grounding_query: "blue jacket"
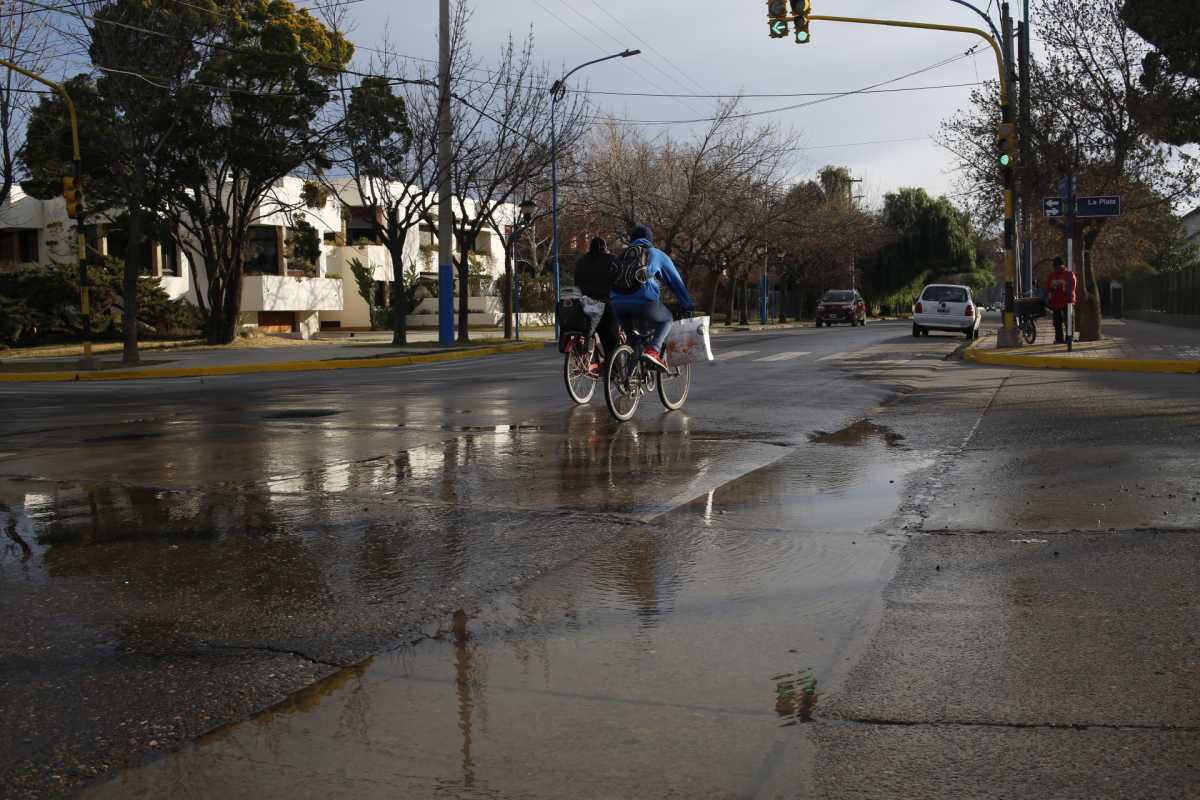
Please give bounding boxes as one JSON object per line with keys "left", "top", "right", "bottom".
{"left": 609, "top": 239, "right": 693, "bottom": 308}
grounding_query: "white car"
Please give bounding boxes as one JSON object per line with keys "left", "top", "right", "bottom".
{"left": 912, "top": 284, "right": 982, "bottom": 339}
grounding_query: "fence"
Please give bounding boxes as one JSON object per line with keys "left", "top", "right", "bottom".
{"left": 1123, "top": 263, "right": 1200, "bottom": 317}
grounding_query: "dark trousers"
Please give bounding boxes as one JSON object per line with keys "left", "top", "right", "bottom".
{"left": 614, "top": 300, "right": 673, "bottom": 352}
{"left": 1052, "top": 307, "right": 1067, "bottom": 342}
{"left": 595, "top": 303, "right": 620, "bottom": 360}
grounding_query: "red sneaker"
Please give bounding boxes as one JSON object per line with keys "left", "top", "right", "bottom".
{"left": 587, "top": 360, "right": 601, "bottom": 378}
{"left": 641, "top": 347, "right": 668, "bottom": 371}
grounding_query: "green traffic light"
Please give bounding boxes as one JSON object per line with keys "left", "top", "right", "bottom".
{"left": 795, "top": 30, "right": 810, "bottom": 43}
{"left": 998, "top": 153, "right": 1012, "bottom": 167}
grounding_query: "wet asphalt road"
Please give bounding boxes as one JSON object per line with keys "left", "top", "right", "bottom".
{"left": 3, "top": 318, "right": 1199, "bottom": 798}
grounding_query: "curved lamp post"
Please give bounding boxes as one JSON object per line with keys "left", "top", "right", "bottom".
{"left": 548, "top": 49, "right": 640, "bottom": 338}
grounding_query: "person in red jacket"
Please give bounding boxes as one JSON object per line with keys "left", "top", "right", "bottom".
{"left": 1045, "top": 256, "right": 1077, "bottom": 344}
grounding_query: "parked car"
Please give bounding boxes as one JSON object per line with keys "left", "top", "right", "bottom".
{"left": 912, "top": 283, "right": 982, "bottom": 339}
{"left": 815, "top": 289, "right": 867, "bottom": 327}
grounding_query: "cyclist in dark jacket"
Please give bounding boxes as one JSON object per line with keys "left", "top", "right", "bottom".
{"left": 573, "top": 236, "right": 620, "bottom": 372}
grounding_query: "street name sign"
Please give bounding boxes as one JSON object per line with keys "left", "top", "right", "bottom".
{"left": 1043, "top": 197, "right": 1064, "bottom": 217}
{"left": 1075, "top": 195, "right": 1122, "bottom": 218}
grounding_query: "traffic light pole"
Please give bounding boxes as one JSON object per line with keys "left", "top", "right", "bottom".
{"left": 0, "top": 60, "right": 95, "bottom": 368}
{"left": 806, "top": 13, "right": 1022, "bottom": 347}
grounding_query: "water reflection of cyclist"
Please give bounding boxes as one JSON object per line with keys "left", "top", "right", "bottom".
{"left": 574, "top": 236, "right": 621, "bottom": 375}
{"left": 610, "top": 224, "right": 693, "bottom": 372}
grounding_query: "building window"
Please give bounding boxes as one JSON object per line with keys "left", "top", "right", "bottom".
{"left": 346, "top": 206, "right": 379, "bottom": 244}
{"left": 243, "top": 225, "right": 280, "bottom": 275}
{"left": 104, "top": 225, "right": 155, "bottom": 275}
{"left": 473, "top": 230, "right": 493, "bottom": 254}
{"left": 161, "top": 243, "right": 181, "bottom": 277}
{"left": 419, "top": 223, "right": 437, "bottom": 249}
{"left": 18, "top": 230, "right": 38, "bottom": 263}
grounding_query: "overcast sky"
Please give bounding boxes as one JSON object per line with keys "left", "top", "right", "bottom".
{"left": 352, "top": 1, "right": 1024, "bottom": 208}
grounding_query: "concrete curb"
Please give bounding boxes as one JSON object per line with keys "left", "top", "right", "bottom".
{"left": 0, "top": 342, "right": 545, "bottom": 383}
{"left": 964, "top": 338, "right": 1200, "bottom": 374}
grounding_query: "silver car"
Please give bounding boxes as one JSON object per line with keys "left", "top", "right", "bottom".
{"left": 912, "top": 284, "right": 982, "bottom": 339}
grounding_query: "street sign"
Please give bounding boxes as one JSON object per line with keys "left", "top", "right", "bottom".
{"left": 1043, "top": 197, "right": 1063, "bottom": 217}
{"left": 1075, "top": 195, "right": 1121, "bottom": 218}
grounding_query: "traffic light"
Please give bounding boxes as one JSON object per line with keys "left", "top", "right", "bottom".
{"left": 790, "top": 0, "right": 811, "bottom": 43}
{"left": 996, "top": 122, "right": 1015, "bottom": 168}
{"left": 63, "top": 176, "right": 81, "bottom": 219}
{"left": 767, "top": 0, "right": 788, "bottom": 38}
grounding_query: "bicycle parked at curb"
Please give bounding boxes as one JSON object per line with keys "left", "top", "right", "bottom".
{"left": 1014, "top": 296, "right": 1046, "bottom": 345}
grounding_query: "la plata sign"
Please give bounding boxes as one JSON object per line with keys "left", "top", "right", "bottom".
{"left": 1076, "top": 195, "right": 1121, "bottom": 218}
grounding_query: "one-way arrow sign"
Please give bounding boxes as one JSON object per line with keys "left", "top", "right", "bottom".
{"left": 1043, "top": 197, "right": 1063, "bottom": 217}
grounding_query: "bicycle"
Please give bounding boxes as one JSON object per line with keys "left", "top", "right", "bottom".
{"left": 562, "top": 329, "right": 605, "bottom": 405}
{"left": 1014, "top": 296, "right": 1045, "bottom": 345}
{"left": 603, "top": 312, "right": 692, "bottom": 422}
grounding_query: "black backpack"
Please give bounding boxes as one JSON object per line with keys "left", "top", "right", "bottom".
{"left": 612, "top": 244, "right": 650, "bottom": 294}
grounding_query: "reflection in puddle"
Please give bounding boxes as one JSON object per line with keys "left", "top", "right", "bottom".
{"left": 773, "top": 668, "right": 818, "bottom": 726}
{"left": 811, "top": 418, "right": 905, "bottom": 448}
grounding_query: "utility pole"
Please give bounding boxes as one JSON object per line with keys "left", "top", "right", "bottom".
{"left": 847, "top": 176, "right": 862, "bottom": 289}
{"left": 995, "top": 2, "right": 1021, "bottom": 346}
{"left": 436, "top": 0, "right": 454, "bottom": 346}
{"left": 1018, "top": 1, "right": 1033, "bottom": 298}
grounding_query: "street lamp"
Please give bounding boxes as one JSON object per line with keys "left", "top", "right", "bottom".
{"left": 549, "top": 48, "right": 640, "bottom": 338}
{"left": 507, "top": 197, "right": 539, "bottom": 342}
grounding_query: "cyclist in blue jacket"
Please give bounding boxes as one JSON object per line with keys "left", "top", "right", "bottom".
{"left": 609, "top": 224, "right": 693, "bottom": 371}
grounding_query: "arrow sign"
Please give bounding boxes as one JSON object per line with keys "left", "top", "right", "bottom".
{"left": 770, "top": 19, "right": 787, "bottom": 36}
{"left": 1076, "top": 195, "right": 1121, "bottom": 218}
{"left": 1043, "top": 197, "right": 1063, "bottom": 217}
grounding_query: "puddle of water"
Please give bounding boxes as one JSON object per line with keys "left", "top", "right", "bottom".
{"left": 263, "top": 409, "right": 341, "bottom": 420}
{"left": 82, "top": 439, "right": 924, "bottom": 800}
{"left": 810, "top": 418, "right": 905, "bottom": 448}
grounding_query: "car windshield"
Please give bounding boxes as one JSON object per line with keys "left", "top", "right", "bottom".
{"left": 822, "top": 291, "right": 855, "bottom": 302}
{"left": 921, "top": 286, "right": 968, "bottom": 303}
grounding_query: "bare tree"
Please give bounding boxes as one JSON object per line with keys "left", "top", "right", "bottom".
{"left": 0, "top": 2, "right": 50, "bottom": 209}
{"left": 447, "top": 30, "right": 589, "bottom": 342}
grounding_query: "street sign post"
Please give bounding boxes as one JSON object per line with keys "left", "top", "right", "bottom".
{"left": 1075, "top": 195, "right": 1121, "bottom": 218}
{"left": 1043, "top": 197, "right": 1063, "bottom": 217}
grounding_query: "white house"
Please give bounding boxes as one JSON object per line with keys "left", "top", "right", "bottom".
{"left": 0, "top": 175, "right": 517, "bottom": 337}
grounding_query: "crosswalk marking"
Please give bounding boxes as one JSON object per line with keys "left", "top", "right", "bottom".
{"left": 715, "top": 350, "right": 757, "bottom": 361}
{"left": 754, "top": 351, "right": 811, "bottom": 362}
{"left": 817, "top": 352, "right": 848, "bottom": 361}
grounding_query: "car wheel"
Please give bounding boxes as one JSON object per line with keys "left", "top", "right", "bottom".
{"left": 921, "top": 328, "right": 930, "bottom": 337}
{"left": 912, "top": 324, "right": 921, "bottom": 338}
{"left": 815, "top": 320, "right": 822, "bottom": 328}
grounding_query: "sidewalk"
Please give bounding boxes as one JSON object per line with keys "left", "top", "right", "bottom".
{"left": 966, "top": 317, "right": 1200, "bottom": 374}
{"left": 0, "top": 331, "right": 553, "bottom": 383}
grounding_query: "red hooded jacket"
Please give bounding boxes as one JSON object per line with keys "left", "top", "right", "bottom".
{"left": 1045, "top": 266, "right": 1077, "bottom": 311}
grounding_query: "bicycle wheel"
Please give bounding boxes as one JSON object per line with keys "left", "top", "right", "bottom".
{"left": 657, "top": 362, "right": 691, "bottom": 410}
{"left": 1020, "top": 317, "right": 1037, "bottom": 345}
{"left": 604, "top": 345, "right": 641, "bottom": 422}
{"left": 563, "top": 340, "right": 596, "bottom": 405}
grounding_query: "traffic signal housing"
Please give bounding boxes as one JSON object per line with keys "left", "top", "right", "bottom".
{"left": 790, "top": 0, "right": 811, "bottom": 43}
{"left": 767, "top": 0, "right": 788, "bottom": 38}
{"left": 63, "top": 176, "right": 81, "bottom": 219}
{"left": 996, "top": 122, "right": 1015, "bottom": 169}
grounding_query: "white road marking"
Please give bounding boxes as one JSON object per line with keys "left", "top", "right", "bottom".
{"left": 714, "top": 350, "right": 757, "bottom": 361}
{"left": 754, "top": 351, "right": 811, "bottom": 362}
{"left": 817, "top": 352, "right": 849, "bottom": 361}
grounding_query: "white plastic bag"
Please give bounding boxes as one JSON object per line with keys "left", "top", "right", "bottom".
{"left": 663, "top": 315, "right": 713, "bottom": 366}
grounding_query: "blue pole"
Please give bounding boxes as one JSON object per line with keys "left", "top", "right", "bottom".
{"left": 438, "top": 263, "right": 454, "bottom": 344}
{"left": 550, "top": 96, "right": 560, "bottom": 342}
